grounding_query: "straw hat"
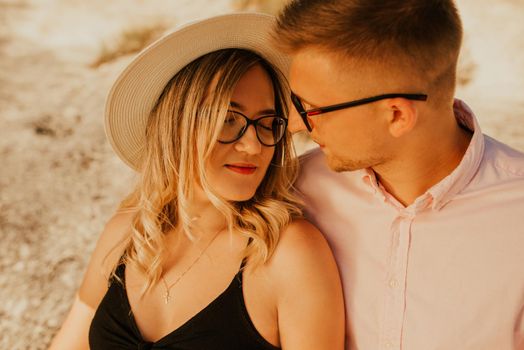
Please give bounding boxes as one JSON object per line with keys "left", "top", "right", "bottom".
{"left": 104, "top": 13, "right": 290, "bottom": 171}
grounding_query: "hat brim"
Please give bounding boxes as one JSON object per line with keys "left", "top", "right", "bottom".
{"left": 105, "top": 13, "right": 289, "bottom": 171}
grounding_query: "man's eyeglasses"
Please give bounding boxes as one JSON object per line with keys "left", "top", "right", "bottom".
{"left": 291, "top": 92, "right": 428, "bottom": 132}
{"left": 218, "top": 110, "right": 288, "bottom": 147}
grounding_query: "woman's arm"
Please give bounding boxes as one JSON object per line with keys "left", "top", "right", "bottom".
{"left": 270, "top": 219, "right": 345, "bottom": 350}
{"left": 48, "top": 295, "right": 94, "bottom": 350}
{"left": 48, "top": 211, "right": 133, "bottom": 350}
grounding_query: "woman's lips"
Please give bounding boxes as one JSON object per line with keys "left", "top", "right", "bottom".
{"left": 225, "top": 164, "right": 257, "bottom": 175}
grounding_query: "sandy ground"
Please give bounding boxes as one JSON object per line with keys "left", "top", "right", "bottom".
{"left": 0, "top": 1, "right": 523, "bottom": 349}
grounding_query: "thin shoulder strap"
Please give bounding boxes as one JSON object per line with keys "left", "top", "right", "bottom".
{"left": 240, "top": 237, "right": 253, "bottom": 269}
{"left": 236, "top": 237, "right": 253, "bottom": 283}
{"left": 108, "top": 256, "right": 126, "bottom": 288}
{"left": 115, "top": 261, "right": 126, "bottom": 279}
{"left": 239, "top": 258, "right": 248, "bottom": 270}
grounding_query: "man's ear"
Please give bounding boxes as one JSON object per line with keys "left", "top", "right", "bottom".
{"left": 385, "top": 98, "right": 419, "bottom": 138}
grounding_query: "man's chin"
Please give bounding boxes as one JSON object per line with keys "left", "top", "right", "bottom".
{"left": 326, "top": 154, "right": 367, "bottom": 173}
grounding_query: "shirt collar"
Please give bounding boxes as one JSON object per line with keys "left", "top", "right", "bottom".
{"left": 360, "top": 99, "right": 485, "bottom": 212}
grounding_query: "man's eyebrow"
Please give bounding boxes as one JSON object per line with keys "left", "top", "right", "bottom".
{"left": 229, "top": 101, "right": 276, "bottom": 115}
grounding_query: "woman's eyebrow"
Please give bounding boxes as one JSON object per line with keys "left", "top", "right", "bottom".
{"left": 229, "top": 101, "right": 276, "bottom": 115}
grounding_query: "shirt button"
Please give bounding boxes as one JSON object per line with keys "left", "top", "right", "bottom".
{"left": 385, "top": 341, "right": 393, "bottom": 348}
{"left": 389, "top": 278, "right": 399, "bottom": 288}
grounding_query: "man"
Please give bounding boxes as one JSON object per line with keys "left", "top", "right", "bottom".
{"left": 273, "top": 1, "right": 524, "bottom": 349}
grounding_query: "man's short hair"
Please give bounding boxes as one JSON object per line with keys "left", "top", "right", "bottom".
{"left": 275, "top": 0, "right": 463, "bottom": 95}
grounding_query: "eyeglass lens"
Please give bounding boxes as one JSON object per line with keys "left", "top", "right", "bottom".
{"left": 218, "top": 111, "right": 287, "bottom": 146}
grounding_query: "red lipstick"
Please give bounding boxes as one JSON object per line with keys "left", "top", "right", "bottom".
{"left": 225, "top": 163, "right": 257, "bottom": 175}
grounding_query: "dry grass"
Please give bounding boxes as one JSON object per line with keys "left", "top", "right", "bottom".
{"left": 91, "top": 23, "right": 166, "bottom": 68}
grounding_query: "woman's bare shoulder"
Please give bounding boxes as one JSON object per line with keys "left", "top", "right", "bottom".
{"left": 77, "top": 208, "right": 136, "bottom": 308}
{"left": 263, "top": 219, "right": 345, "bottom": 349}
{"left": 96, "top": 209, "right": 136, "bottom": 267}
{"left": 266, "top": 219, "right": 339, "bottom": 284}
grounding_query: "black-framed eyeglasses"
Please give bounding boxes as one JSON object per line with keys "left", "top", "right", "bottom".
{"left": 291, "top": 92, "right": 428, "bottom": 132}
{"left": 218, "top": 110, "right": 288, "bottom": 147}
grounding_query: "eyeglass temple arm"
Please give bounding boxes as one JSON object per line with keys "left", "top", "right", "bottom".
{"left": 306, "top": 93, "right": 428, "bottom": 116}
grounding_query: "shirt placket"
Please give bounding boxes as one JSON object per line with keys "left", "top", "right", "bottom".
{"left": 379, "top": 212, "right": 414, "bottom": 350}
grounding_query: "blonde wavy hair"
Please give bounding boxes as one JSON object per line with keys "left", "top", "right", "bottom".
{"left": 113, "top": 49, "right": 302, "bottom": 295}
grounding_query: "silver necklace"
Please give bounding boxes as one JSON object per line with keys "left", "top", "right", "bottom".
{"left": 160, "top": 230, "right": 222, "bottom": 304}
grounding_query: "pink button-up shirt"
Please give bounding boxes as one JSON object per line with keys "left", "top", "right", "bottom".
{"left": 296, "top": 100, "right": 524, "bottom": 350}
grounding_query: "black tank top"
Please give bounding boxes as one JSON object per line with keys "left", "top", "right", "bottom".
{"left": 89, "top": 261, "right": 280, "bottom": 350}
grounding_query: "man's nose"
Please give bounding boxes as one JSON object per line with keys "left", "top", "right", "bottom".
{"left": 287, "top": 107, "right": 308, "bottom": 134}
{"left": 234, "top": 125, "right": 262, "bottom": 154}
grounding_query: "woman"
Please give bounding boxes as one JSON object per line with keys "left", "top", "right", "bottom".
{"left": 49, "top": 13, "right": 344, "bottom": 350}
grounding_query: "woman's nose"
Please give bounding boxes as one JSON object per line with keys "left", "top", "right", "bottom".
{"left": 234, "top": 125, "right": 262, "bottom": 154}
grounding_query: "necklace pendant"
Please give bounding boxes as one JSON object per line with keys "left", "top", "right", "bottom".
{"left": 164, "top": 291, "right": 171, "bottom": 304}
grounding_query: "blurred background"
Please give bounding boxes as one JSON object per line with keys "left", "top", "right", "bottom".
{"left": 0, "top": 0, "right": 523, "bottom": 348}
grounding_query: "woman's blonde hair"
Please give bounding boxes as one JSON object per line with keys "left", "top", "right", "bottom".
{"left": 114, "top": 49, "right": 302, "bottom": 295}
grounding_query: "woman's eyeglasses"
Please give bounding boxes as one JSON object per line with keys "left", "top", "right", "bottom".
{"left": 291, "top": 92, "right": 428, "bottom": 132}
{"left": 218, "top": 110, "right": 288, "bottom": 147}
